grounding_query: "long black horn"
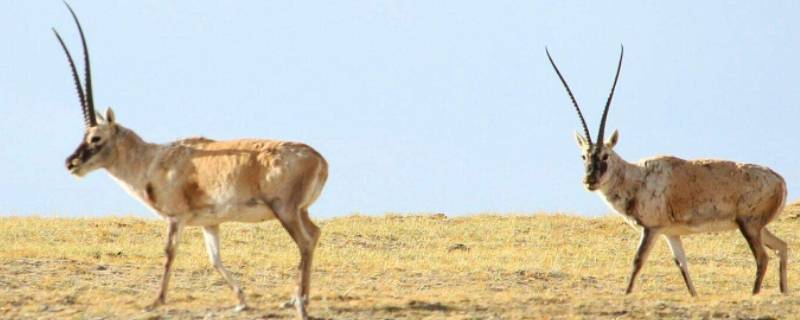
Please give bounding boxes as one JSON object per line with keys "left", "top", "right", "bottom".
{"left": 53, "top": 28, "right": 89, "bottom": 126}
{"left": 596, "top": 45, "right": 623, "bottom": 147}
{"left": 64, "top": 1, "right": 97, "bottom": 127}
{"left": 546, "top": 47, "right": 593, "bottom": 145}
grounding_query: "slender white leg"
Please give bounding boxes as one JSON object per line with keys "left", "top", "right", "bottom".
{"left": 664, "top": 235, "right": 697, "bottom": 296}
{"left": 202, "top": 225, "right": 247, "bottom": 311}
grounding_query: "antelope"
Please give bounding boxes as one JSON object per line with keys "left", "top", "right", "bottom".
{"left": 546, "top": 46, "right": 788, "bottom": 296}
{"left": 53, "top": 4, "right": 328, "bottom": 319}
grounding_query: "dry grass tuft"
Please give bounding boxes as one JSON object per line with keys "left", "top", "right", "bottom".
{"left": 2, "top": 206, "right": 800, "bottom": 319}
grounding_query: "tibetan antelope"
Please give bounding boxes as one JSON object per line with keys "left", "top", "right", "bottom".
{"left": 54, "top": 4, "right": 328, "bottom": 318}
{"left": 546, "top": 46, "right": 788, "bottom": 295}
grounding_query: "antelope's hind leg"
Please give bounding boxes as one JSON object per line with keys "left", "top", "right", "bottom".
{"left": 736, "top": 219, "right": 770, "bottom": 294}
{"left": 761, "top": 228, "right": 788, "bottom": 293}
{"left": 664, "top": 235, "right": 697, "bottom": 296}
{"left": 297, "top": 209, "right": 321, "bottom": 301}
{"left": 270, "top": 200, "right": 321, "bottom": 320}
{"left": 202, "top": 225, "right": 248, "bottom": 311}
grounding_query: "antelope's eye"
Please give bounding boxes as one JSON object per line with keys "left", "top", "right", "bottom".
{"left": 90, "top": 136, "right": 101, "bottom": 143}
{"left": 601, "top": 154, "right": 609, "bottom": 161}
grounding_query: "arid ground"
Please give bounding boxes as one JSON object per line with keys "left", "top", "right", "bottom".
{"left": 3, "top": 204, "right": 800, "bottom": 319}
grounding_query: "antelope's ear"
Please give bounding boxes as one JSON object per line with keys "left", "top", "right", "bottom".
{"left": 95, "top": 111, "right": 105, "bottom": 123}
{"left": 605, "top": 129, "right": 619, "bottom": 148}
{"left": 575, "top": 131, "right": 589, "bottom": 148}
{"left": 105, "top": 108, "right": 116, "bottom": 124}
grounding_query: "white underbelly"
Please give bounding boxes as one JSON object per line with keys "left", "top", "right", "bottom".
{"left": 662, "top": 220, "right": 738, "bottom": 236}
{"left": 185, "top": 204, "right": 277, "bottom": 226}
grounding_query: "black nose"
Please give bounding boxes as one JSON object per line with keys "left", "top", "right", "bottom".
{"left": 66, "top": 156, "right": 78, "bottom": 170}
{"left": 585, "top": 165, "right": 594, "bottom": 179}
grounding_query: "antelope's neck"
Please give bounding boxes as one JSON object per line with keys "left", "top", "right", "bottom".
{"left": 597, "top": 159, "right": 646, "bottom": 219}
{"left": 104, "top": 127, "right": 162, "bottom": 192}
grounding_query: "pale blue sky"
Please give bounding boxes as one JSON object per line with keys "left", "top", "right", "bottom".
{"left": 2, "top": 1, "right": 799, "bottom": 218}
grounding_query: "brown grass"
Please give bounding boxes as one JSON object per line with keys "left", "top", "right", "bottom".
{"left": 3, "top": 205, "right": 800, "bottom": 319}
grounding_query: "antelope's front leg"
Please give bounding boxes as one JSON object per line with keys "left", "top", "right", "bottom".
{"left": 147, "top": 220, "right": 184, "bottom": 310}
{"left": 626, "top": 227, "right": 658, "bottom": 294}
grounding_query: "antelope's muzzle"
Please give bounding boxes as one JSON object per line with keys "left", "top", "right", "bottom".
{"left": 583, "top": 155, "right": 607, "bottom": 190}
{"left": 65, "top": 142, "right": 102, "bottom": 172}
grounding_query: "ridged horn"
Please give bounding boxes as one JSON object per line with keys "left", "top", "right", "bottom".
{"left": 596, "top": 45, "right": 623, "bottom": 147}
{"left": 54, "top": 1, "right": 97, "bottom": 127}
{"left": 546, "top": 47, "right": 593, "bottom": 145}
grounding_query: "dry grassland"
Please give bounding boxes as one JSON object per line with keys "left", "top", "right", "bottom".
{"left": 3, "top": 204, "right": 800, "bottom": 319}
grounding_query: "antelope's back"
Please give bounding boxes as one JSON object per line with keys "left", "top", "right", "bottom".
{"left": 646, "top": 156, "right": 786, "bottom": 224}
{"left": 168, "top": 137, "right": 327, "bottom": 208}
